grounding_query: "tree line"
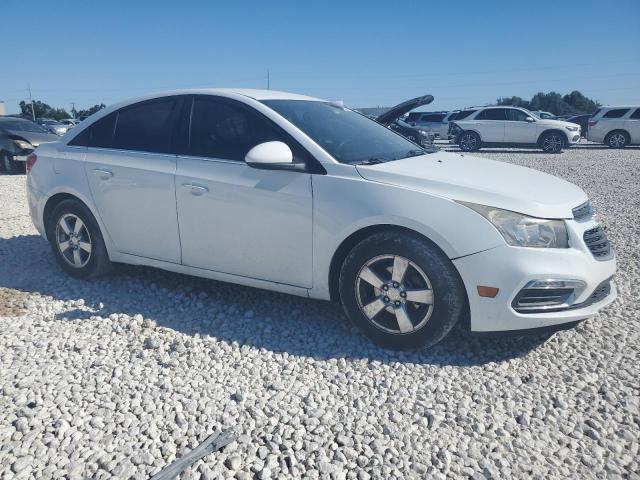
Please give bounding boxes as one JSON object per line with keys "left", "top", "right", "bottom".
{"left": 18, "top": 100, "right": 106, "bottom": 120}
{"left": 496, "top": 90, "right": 600, "bottom": 116}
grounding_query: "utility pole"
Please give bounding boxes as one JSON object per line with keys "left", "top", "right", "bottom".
{"left": 267, "top": 69, "right": 270, "bottom": 90}
{"left": 71, "top": 102, "right": 76, "bottom": 118}
{"left": 27, "top": 84, "right": 36, "bottom": 121}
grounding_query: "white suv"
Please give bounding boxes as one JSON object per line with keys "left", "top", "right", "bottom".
{"left": 587, "top": 106, "right": 640, "bottom": 148}
{"left": 450, "top": 106, "right": 581, "bottom": 153}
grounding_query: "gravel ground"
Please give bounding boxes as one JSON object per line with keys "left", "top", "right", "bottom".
{"left": 1, "top": 142, "right": 639, "bottom": 479}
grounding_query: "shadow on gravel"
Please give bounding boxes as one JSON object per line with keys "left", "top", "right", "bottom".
{"left": 0, "top": 234, "right": 553, "bottom": 366}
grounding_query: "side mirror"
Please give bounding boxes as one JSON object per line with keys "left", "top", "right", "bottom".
{"left": 525, "top": 116, "right": 534, "bottom": 122}
{"left": 245, "top": 141, "right": 305, "bottom": 171}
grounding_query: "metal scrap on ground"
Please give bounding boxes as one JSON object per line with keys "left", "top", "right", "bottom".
{"left": 150, "top": 429, "right": 235, "bottom": 480}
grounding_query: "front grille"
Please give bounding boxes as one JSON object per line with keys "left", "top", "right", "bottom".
{"left": 583, "top": 226, "right": 611, "bottom": 258}
{"left": 572, "top": 201, "right": 594, "bottom": 221}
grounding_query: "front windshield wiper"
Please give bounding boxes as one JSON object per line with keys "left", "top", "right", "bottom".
{"left": 350, "top": 157, "right": 388, "bottom": 165}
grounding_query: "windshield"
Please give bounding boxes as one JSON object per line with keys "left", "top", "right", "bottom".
{"left": 262, "top": 100, "right": 433, "bottom": 164}
{"left": 0, "top": 118, "right": 48, "bottom": 133}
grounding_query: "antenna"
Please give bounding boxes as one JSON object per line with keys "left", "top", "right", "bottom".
{"left": 71, "top": 102, "right": 76, "bottom": 118}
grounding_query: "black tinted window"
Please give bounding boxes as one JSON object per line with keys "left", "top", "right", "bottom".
{"left": 88, "top": 113, "right": 117, "bottom": 148}
{"left": 189, "top": 98, "right": 288, "bottom": 161}
{"left": 451, "top": 110, "right": 476, "bottom": 120}
{"left": 477, "top": 108, "right": 507, "bottom": 120}
{"left": 421, "top": 113, "right": 445, "bottom": 122}
{"left": 112, "top": 98, "right": 178, "bottom": 153}
{"left": 68, "top": 127, "right": 90, "bottom": 147}
{"left": 630, "top": 108, "right": 640, "bottom": 119}
{"left": 506, "top": 109, "right": 530, "bottom": 121}
{"left": 603, "top": 108, "right": 630, "bottom": 118}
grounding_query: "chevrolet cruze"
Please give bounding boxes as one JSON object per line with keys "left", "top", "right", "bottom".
{"left": 26, "top": 89, "right": 617, "bottom": 349}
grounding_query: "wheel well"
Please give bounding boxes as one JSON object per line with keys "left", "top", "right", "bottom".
{"left": 537, "top": 129, "right": 567, "bottom": 147}
{"left": 43, "top": 193, "right": 84, "bottom": 233}
{"left": 605, "top": 129, "right": 630, "bottom": 140}
{"left": 328, "top": 224, "right": 446, "bottom": 302}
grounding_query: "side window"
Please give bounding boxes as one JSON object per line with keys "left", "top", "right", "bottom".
{"left": 477, "top": 108, "right": 507, "bottom": 121}
{"left": 112, "top": 98, "right": 178, "bottom": 153}
{"left": 629, "top": 108, "right": 640, "bottom": 119}
{"left": 67, "top": 126, "right": 90, "bottom": 147}
{"left": 453, "top": 110, "right": 476, "bottom": 120}
{"left": 189, "top": 97, "right": 290, "bottom": 162}
{"left": 89, "top": 113, "right": 117, "bottom": 149}
{"left": 506, "top": 109, "right": 529, "bottom": 121}
{"left": 603, "top": 108, "right": 630, "bottom": 119}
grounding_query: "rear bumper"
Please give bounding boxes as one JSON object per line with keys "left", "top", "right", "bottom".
{"left": 27, "top": 184, "right": 47, "bottom": 238}
{"left": 454, "top": 240, "right": 617, "bottom": 332}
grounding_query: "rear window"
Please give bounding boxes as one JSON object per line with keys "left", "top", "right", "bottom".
{"left": 590, "top": 108, "right": 601, "bottom": 118}
{"left": 451, "top": 110, "right": 476, "bottom": 120}
{"left": 603, "top": 108, "right": 630, "bottom": 119}
{"left": 112, "top": 98, "right": 178, "bottom": 153}
{"left": 420, "top": 113, "right": 446, "bottom": 122}
{"left": 476, "top": 108, "right": 507, "bottom": 120}
{"left": 88, "top": 113, "right": 117, "bottom": 148}
{"left": 629, "top": 108, "right": 640, "bottom": 119}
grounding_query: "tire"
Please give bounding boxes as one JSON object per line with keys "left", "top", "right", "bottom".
{"left": 605, "top": 130, "right": 629, "bottom": 149}
{"left": 1, "top": 151, "right": 24, "bottom": 175}
{"left": 339, "top": 231, "right": 467, "bottom": 350}
{"left": 540, "top": 131, "right": 565, "bottom": 153}
{"left": 46, "top": 199, "right": 112, "bottom": 279}
{"left": 459, "top": 131, "right": 481, "bottom": 152}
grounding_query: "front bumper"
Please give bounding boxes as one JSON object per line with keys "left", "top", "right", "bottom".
{"left": 453, "top": 221, "right": 616, "bottom": 332}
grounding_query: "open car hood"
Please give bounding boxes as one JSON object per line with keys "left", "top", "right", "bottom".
{"left": 376, "top": 94, "right": 434, "bottom": 126}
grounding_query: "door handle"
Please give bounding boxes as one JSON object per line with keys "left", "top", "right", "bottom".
{"left": 182, "top": 183, "right": 209, "bottom": 195}
{"left": 93, "top": 168, "right": 113, "bottom": 179}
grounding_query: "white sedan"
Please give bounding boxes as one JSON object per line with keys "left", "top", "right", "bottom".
{"left": 26, "top": 89, "right": 616, "bottom": 349}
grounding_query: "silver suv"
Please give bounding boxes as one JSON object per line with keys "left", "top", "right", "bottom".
{"left": 587, "top": 106, "right": 640, "bottom": 148}
{"left": 449, "top": 106, "right": 581, "bottom": 153}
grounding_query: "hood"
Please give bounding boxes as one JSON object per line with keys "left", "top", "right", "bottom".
{"left": 356, "top": 151, "right": 587, "bottom": 219}
{"left": 539, "top": 118, "right": 581, "bottom": 129}
{"left": 7, "top": 129, "right": 59, "bottom": 147}
{"left": 376, "top": 94, "right": 434, "bottom": 126}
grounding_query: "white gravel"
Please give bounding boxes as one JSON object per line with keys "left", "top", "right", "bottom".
{"left": 1, "top": 142, "right": 639, "bottom": 479}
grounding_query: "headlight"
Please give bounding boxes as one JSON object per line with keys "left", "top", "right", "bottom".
{"left": 13, "top": 140, "right": 33, "bottom": 150}
{"left": 565, "top": 126, "right": 579, "bottom": 132}
{"left": 459, "top": 202, "right": 568, "bottom": 248}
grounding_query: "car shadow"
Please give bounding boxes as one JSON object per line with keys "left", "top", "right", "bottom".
{"left": 0, "top": 234, "right": 555, "bottom": 366}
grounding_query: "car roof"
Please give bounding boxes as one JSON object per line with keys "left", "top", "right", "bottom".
{"left": 122, "top": 88, "right": 325, "bottom": 104}
{"left": 597, "top": 105, "right": 639, "bottom": 109}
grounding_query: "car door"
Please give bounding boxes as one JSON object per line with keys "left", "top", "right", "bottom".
{"left": 472, "top": 108, "right": 506, "bottom": 142}
{"left": 175, "top": 96, "right": 313, "bottom": 287}
{"left": 504, "top": 108, "right": 537, "bottom": 143}
{"left": 626, "top": 108, "right": 640, "bottom": 143}
{"left": 83, "top": 96, "right": 184, "bottom": 263}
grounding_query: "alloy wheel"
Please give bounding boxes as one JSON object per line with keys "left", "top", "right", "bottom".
{"left": 609, "top": 133, "right": 626, "bottom": 148}
{"left": 55, "top": 213, "right": 92, "bottom": 268}
{"left": 460, "top": 133, "right": 477, "bottom": 151}
{"left": 355, "top": 255, "right": 434, "bottom": 334}
{"left": 542, "top": 134, "right": 563, "bottom": 152}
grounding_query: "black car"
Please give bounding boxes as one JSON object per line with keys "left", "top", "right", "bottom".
{"left": 376, "top": 94, "right": 436, "bottom": 148}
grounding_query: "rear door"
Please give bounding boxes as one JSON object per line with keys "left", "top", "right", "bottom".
{"left": 472, "top": 108, "right": 506, "bottom": 142}
{"left": 83, "top": 96, "right": 184, "bottom": 263}
{"left": 626, "top": 108, "right": 640, "bottom": 143}
{"left": 504, "top": 108, "right": 537, "bottom": 143}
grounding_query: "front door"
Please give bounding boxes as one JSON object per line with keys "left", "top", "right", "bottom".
{"left": 473, "top": 108, "right": 506, "bottom": 142}
{"left": 505, "top": 108, "right": 538, "bottom": 143}
{"left": 83, "top": 97, "right": 184, "bottom": 263}
{"left": 175, "top": 96, "right": 313, "bottom": 287}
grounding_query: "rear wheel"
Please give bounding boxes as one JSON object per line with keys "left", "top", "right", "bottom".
{"left": 46, "top": 199, "right": 112, "bottom": 279}
{"left": 459, "top": 131, "right": 481, "bottom": 152}
{"left": 540, "top": 131, "right": 565, "bottom": 153}
{"left": 1, "top": 151, "right": 24, "bottom": 174}
{"left": 339, "top": 232, "right": 467, "bottom": 350}
{"left": 605, "top": 130, "right": 629, "bottom": 148}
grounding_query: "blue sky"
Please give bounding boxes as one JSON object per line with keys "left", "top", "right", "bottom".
{"left": 2, "top": 0, "right": 639, "bottom": 114}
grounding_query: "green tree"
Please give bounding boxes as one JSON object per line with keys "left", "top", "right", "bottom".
{"left": 496, "top": 90, "right": 600, "bottom": 116}
{"left": 496, "top": 96, "right": 530, "bottom": 109}
{"left": 76, "top": 104, "right": 106, "bottom": 118}
{"left": 562, "top": 90, "right": 600, "bottom": 114}
{"left": 19, "top": 100, "right": 70, "bottom": 120}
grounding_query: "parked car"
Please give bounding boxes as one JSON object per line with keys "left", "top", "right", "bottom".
{"left": 27, "top": 89, "right": 616, "bottom": 349}
{"left": 38, "top": 118, "right": 69, "bottom": 136}
{"left": 587, "top": 106, "right": 640, "bottom": 148}
{"left": 59, "top": 118, "right": 81, "bottom": 128}
{"left": 375, "top": 94, "right": 435, "bottom": 148}
{"left": 0, "top": 117, "right": 58, "bottom": 174}
{"left": 449, "top": 106, "right": 581, "bottom": 153}
{"left": 531, "top": 110, "right": 557, "bottom": 120}
{"left": 566, "top": 114, "right": 591, "bottom": 137}
{"left": 405, "top": 111, "right": 458, "bottom": 139}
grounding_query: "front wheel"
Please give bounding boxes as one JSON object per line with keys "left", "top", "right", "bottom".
{"left": 46, "top": 199, "right": 112, "bottom": 279}
{"left": 540, "top": 131, "right": 565, "bottom": 153}
{"left": 459, "top": 131, "right": 481, "bottom": 152}
{"left": 339, "top": 232, "right": 467, "bottom": 350}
